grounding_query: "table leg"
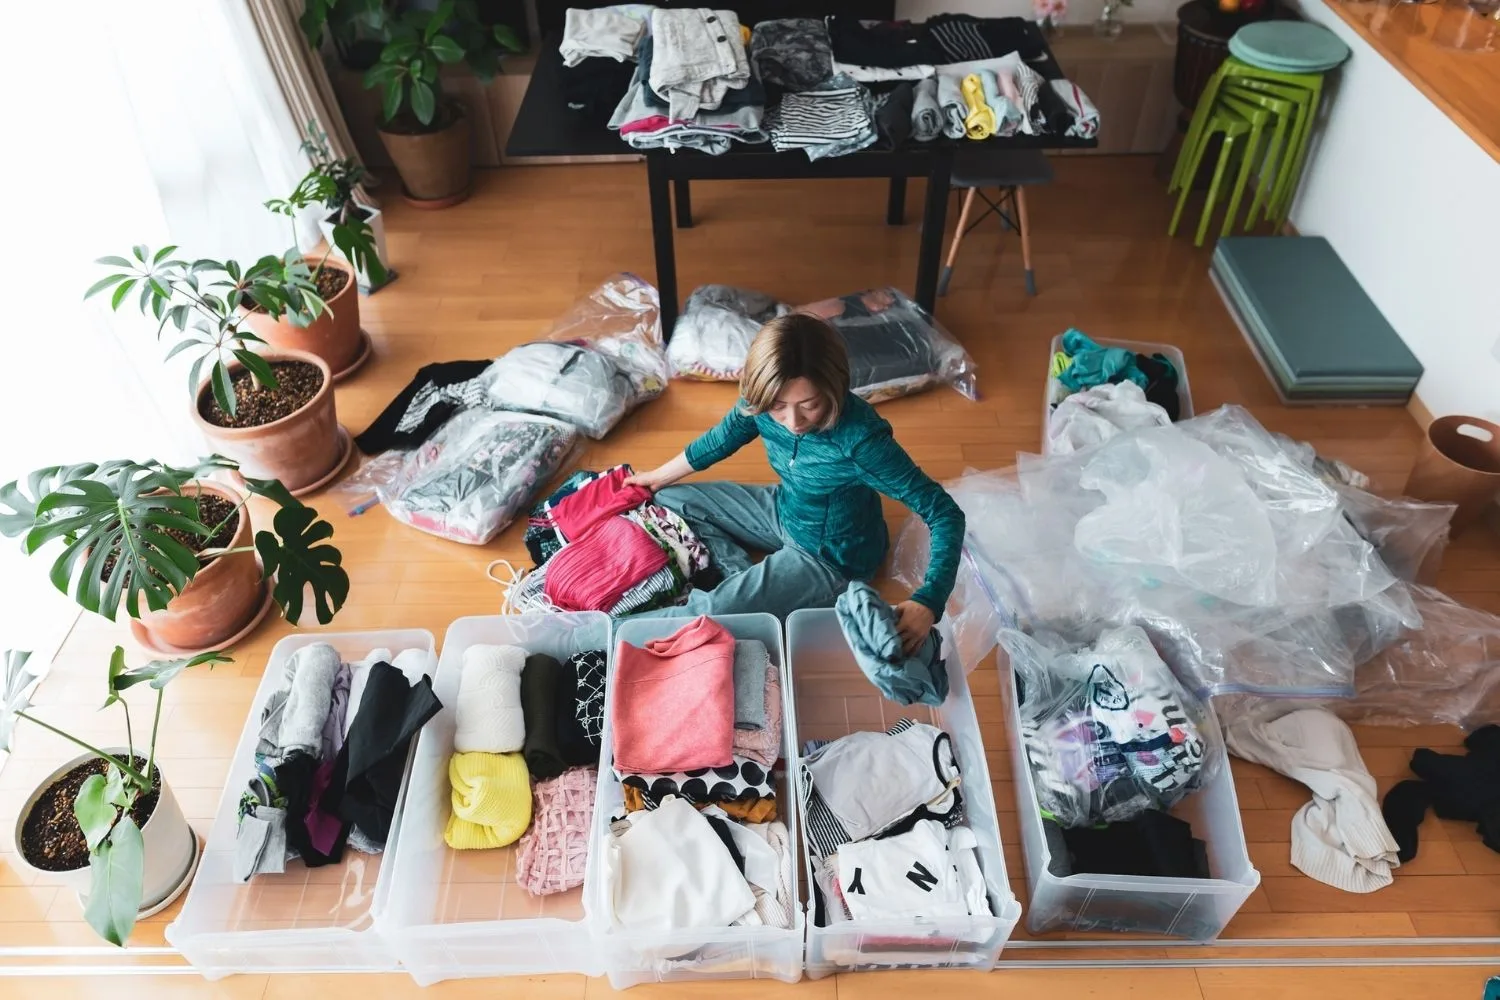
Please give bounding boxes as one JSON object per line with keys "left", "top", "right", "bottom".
{"left": 674, "top": 178, "right": 693, "bottom": 229}
{"left": 915, "top": 156, "right": 951, "bottom": 313}
{"left": 647, "top": 154, "right": 680, "bottom": 334}
{"left": 887, "top": 177, "right": 907, "bottom": 225}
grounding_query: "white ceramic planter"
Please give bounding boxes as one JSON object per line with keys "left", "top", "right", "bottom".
{"left": 14, "top": 749, "right": 199, "bottom": 916}
{"left": 319, "top": 206, "right": 390, "bottom": 290}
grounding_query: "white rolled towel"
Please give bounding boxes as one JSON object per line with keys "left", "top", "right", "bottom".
{"left": 454, "top": 644, "right": 526, "bottom": 753}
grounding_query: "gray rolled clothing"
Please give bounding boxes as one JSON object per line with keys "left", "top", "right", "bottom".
{"left": 276, "top": 643, "right": 341, "bottom": 758}
{"left": 835, "top": 581, "right": 948, "bottom": 707}
{"left": 912, "top": 77, "right": 943, "bottom": 142}
{"left": 734, "top": 640, "right": 770, "bottom": 730}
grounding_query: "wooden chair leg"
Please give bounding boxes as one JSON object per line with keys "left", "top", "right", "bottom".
{"left": 1015, "top": 185, "right": 1036, "bottom": 296}
{"left": 939, "top": 187, "right": 977, "bottom": 296}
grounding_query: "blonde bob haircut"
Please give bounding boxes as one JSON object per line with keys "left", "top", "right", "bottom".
{"left": 739, "top": 314, "right": 851, "bottom": 431}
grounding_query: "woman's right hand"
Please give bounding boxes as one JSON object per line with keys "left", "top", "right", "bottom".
{"left": 624, "top": 453, "right": 693, "bottom": 493}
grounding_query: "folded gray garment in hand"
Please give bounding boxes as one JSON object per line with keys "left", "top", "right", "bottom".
{"left": 835, "top": 581, "right": 949, "bottom": 707}
{"left": 234, "top": 805, "right": 288, "bottom": 882}
{"left": 277, "top": 643, "right": 341, "bottom": 757}
{"left": 733, "top": 640, "right": 770, "bottom": 731}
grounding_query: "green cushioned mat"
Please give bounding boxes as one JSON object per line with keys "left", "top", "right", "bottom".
{"left": 1213, "top": 237, "right": 1422, "bottom": 383}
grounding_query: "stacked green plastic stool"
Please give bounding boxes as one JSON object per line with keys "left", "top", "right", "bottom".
{"left": 1169, "top": 21, "right": 1350, "bottom": 246}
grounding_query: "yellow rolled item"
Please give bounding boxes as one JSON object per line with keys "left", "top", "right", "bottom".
{"left": 961, "top": 74, "right": 996, "bottom": 140}
{"left": 445, "top": 750, "right": 532, "bottom": 850}
{"left": 1050, "top": 351, "right": 1074, "bottom": 378}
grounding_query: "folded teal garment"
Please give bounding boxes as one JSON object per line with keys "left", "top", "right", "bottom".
{"left": 835, "top": 581, "right": 948, "bottom": 708}
{"left": 1059, "top": 328, "right": 1148, "bottom": 392}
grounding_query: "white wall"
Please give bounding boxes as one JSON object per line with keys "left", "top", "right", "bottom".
{"left": 1289, "top": 1, "right": 1500, "bottom": 423}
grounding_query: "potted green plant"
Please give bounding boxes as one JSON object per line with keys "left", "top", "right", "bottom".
{"left": 87, "top": 247, "right": 351, "bottom": 492}
{"left": 0, "top": 458, "right": 349, "bottom": 653}
{"left": 289, "top": 122, "right": 393, "bottom": 292}
{"left": 253, "top": 137, "right": 386, "bottom": 378}
{"left": 357, "top": 0, "right": 523, "bottom": 207}
{"left": 5, "top": 646, "right": 230, "bottom": 945}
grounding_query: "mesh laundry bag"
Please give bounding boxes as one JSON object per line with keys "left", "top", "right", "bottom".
{"left": 516, "top": 766, "right": 598, "bottom": 896}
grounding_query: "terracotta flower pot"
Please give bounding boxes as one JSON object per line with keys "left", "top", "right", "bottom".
{"left": 16, "top": 751, "right": 198, "bottom": 919}
{"left": 378, "top": 102, "right": 473, "bottom": 207}
{"left": 240, "top": 259, "right": 366, "bottom": 379}
{"left": 191, "top": 348, "right": 348, "bottom": 497}
{"left": 132, "top": 480, "right": 266, "bottom": 653}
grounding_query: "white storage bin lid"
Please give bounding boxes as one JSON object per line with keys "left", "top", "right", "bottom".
{"left": 789, "top": 608, "right": 1021, "bottom": 976}
{"left": 380, "top": 613, "right": 610, "bottom": 984}
{"left": 588, "top": 613, "right": 805, "bottom": 988}
{"left": 166, "top": 629, "right": 435, "bottom": 979}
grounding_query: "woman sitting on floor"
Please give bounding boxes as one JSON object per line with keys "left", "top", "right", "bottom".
{"left": 625, "top": 313, "right": 964, "bottom": 652}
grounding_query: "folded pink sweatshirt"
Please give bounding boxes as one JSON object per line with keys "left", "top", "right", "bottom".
{"left": 544, "top": 515, "right": 668, "bottom": 613}
{"left": 612, "top": 616, "right": 736, "bottom": 774}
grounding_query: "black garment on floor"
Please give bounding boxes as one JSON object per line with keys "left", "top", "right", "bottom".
{"left": 1381, "top": 725, "right": 1500, "bottom": 861}
{"left": 872, "top": 82, "right": 915, "bottom": 150}
{"left": 522, "top": 653, "right": 567, "bottom": 780}
{"left": 324, "top": 661, "right": 442, "bottom": 845}
{"left": 1382, "top": 779, "right": 1430, "bottom": 863}
{"left": 559, "top": 54, "right": 636, "bottom": 121}
{"left": 1059, "top": 810, "right": 1212, "bottom": 878}
{"left": 1135, "top": 352, "right": 1182, "bottom": 421}
{"left": 354, "top": 360, "right": 491, "bottom": 454}
{"left": 274, "top": 752, "right": 345, "bottom": 868}
{"left": 827, "top": 15, "right": 943, "bottom": 68}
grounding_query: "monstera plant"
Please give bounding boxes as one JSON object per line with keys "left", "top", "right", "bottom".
{"left": 0, "top": 457, "right": 348, "bottom": 648}
{"left": 6, "top": 646, "right": 229, "bottom": 945}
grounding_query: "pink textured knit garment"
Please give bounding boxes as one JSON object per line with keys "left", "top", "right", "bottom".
{"left": 544, "top": 515, "right": 669, "bottom": 612}
{"left": 516, "top": 766, "right": 597, "bottom": 896}
{"left": 550, "top": 466, "right": 653, "bottom": 542}
{"left": 612, "top": 616, "right": 736, "bottom": 773}
{"left": 733, "top": 661, "right": 783, "bottom": 767}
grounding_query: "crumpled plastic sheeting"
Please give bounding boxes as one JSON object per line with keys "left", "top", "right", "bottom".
{"left": 1336, "top": 586, "right": 1500, "bottom": 731}
{"left": 535, "top": 272, "right": 671, "bottom": 410}
{"left": 891, "top": 405, "right": 1425, "bottom": 697}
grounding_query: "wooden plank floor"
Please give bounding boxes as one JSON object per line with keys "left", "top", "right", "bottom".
{"left": 2, "top": 157, "right": 1498, "bottom": 998}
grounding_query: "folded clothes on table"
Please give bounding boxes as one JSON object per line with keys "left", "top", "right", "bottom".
{"left": 648, "top": 7, "right": 751, "bottom": 120}
{"left": 911, "top": 77, "right": 943, "bottom": 142}
{"left": 767, "top": 74, "right": 877, "bottom": 161}
{"left": 560, "top": 5, "right": 649, "bottom": 67}
{"left": 826, "top": 14, "right": 943, "bottom": 69}
{"left": 751, "top": 17, "right": 834, "bottom": 93}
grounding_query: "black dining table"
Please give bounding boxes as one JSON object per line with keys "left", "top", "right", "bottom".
{"left": 504, "top": 22, "right": 1096, "bottom": 333}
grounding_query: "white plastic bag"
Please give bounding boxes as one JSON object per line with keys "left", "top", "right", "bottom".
{"left": 1046, "top": 381, "right": 1171, "bottom": 456}
{"left": 667, "top": 284, "right": 789, "bottom": 381}
{"left": 486, "top": 274, "right": 669, "bottom": 438}
{"left": 371, "top": 410, "right": 579, "bottom": 544}
{"left": 798, "top": 288, "right": 979, "bottom": 403}
{"left": 1002, "top": 625, "right": 1222, "bottom": 829}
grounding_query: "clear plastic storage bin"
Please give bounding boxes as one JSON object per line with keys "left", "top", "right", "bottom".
{"left": 789, "top": 609, "right": 1021, "bottom": 977}
{"left": 999, "top": 655, "right": 1261, "bottom": 939}
{"left": 588, "top": 613, "right": 804, "bottom": 989}
{"left": 167, "top": 629, "right": 436, "bottom": 979}
{"left": 1043, "top": 334, "right": 1194, "bottom": 454}
{"left": 381, "top": 613, "right": 610, "bottom": 984}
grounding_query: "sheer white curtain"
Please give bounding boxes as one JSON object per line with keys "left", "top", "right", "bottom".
{"left": 0, "top": 0, "right": 317, "bottom": 654}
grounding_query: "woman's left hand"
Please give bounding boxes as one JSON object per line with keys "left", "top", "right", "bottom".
{"left": 892, "top": 600, "right": 937, "bottom": 655}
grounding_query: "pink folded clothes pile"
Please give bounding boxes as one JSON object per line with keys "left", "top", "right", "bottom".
{"left": 612, "top": 615, "right": 736, "bottom": 774}
{"left": 516, "top": 766, "right": 597, "bottom": 896}
{"left": 544, "top": 513, "right": 669, "bottom": 613}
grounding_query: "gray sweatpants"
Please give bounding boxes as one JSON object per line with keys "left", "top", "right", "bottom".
{"left": 627, "top": 481, "right": 846, "bottom": 621}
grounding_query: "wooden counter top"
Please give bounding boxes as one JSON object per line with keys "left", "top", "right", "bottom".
{"left": 1320, "top": 0, "right": 1500, "bottom": 162}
